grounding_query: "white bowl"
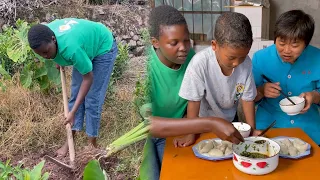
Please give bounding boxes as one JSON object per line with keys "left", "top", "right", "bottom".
{"left": 279, "top": 96, "right": 305, "bottom": 116}
{"left": 232, "top": 136, "right": 280, "bottom": 175}
{"left": 232, "top": 122, "right": 251, "bottom": 138}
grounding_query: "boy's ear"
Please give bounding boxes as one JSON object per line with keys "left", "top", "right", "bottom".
{"left": 211, "top": 40, "right": 218, "bottom": 51}
{"left": 52, "top": 36, "right": 56, "bottom": 43}
{"left": 151, "top": 37, "right": 160, "bottom": 49}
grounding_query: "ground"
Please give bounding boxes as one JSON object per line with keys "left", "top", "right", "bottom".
{"left": 0, "top": 56, "right": 147, "bottom": 179}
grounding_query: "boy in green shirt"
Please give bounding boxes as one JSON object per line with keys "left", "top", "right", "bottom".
{"left": 28, "top": 18, "right": 117, "bottom": 156}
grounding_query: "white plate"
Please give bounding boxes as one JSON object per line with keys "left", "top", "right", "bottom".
{"left": 271, "top": 136, "right": 311, "bottom": 159}
{"left": 192, "top": 138, "right": 233, "bottom": 161}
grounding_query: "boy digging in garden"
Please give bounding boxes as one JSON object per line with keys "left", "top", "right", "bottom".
{"left": 28, "top": 18, "right": 118, "bottom": 156}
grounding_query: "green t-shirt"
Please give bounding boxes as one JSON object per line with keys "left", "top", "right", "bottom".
{"left": 149, "top": 47, "right": 195, "bottom": 118}
{"left": 47, "top": 18, "right": 114, "bottom": 75}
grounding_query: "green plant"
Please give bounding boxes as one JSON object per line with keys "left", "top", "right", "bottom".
{"left": 83, "top": 160, "right": 108, "bottom": 180}
{"left": 0, "top": 160, "right": 49, "bottom": 180}
{"left": 140, "top": 28, "right": 150, "bottom": 47}
{"left": 107, "top": 43, "right": 130, "bottom": 97}
{"left": 133, "top": 73, "right": 150, "bottom": 112}
{"left": 0, "top": 19, "right": 61, "bottom": 92}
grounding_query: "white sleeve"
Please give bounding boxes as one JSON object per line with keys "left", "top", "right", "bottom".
{"left": 241, "top": 69, "right": 257, "bottom": 101}
{"left": 179, "top": 56, "right": 206, "bottom": 101}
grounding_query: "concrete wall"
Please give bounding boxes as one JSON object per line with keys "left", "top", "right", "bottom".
{"left": 269, "top": 0, "right": 320, "bottom": 48}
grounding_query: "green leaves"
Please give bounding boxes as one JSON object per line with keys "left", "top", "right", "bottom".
{"left": 0, "top": 19, "right": 62, "bottom": 92}
{"left": 83, "top": 160, "right": 107, "bottom": 180}
{"left": 0, "top": 64, "right": 11, "bottom": 80}
{"left": 20, "top": 63, "right": 33, "bottom": 88}
{"left": 44, "top": 60, "right": 61, "bottom": 85}
{"left": 6, "top": 20, "right": 31, "bottom": 63}
{"left": 0, "top": 160, "right": 49, "bottom": 180}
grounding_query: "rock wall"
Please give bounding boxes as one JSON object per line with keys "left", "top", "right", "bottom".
{"left": 1, "top": 1, "right": 150, "bottom": 57}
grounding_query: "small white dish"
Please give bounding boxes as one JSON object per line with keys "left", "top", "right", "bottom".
{"left": 232, "top": 122, "right": 251, "bottom": 138}
{"left": 279, "top": 96, "right": 305, "bottom": 116}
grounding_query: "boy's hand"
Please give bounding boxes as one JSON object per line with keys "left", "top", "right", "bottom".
{"left": 173, "top": 134, "right": 196, "bottom": 148}
{"left": 211, "top": 119, "right": 244, "bottom": 144}
{"left": 263, "top": 82, "right": 281, "bottom": 98}
{"left": 64, "top": 111, "right": 75, "bottom": 126}
{"left": 251, "top": 129, "right": 263, "bottom": 136}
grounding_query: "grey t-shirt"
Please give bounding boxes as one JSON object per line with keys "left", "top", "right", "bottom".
{"left": 179, "top": 47, "right": 257, "bottom": 122}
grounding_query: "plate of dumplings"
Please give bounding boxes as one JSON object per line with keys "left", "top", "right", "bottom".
{"left": 271, "top": 136, "right": 311, "bottom": 159}
{"left": 192, "top": 138, "right": 233, "bottom": 161}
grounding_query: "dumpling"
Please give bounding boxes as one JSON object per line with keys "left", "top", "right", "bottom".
{"left": 208, "top": 149, "right": 224, "bottom": 157}
{"left": 295, "top": 143, "right": 308, "bottom": 153}
{"left": 292, "top": 138, "right": 306, "bottom": 146}
{"left": 216, "top": 144, "right": 227, "bottom": 153}
{"left": 275, "top": 140, "right": 289, "bottom": 155}
{"left": 199, "top": 141, "right": 214, "bottom": 153}
{"left": 224, "top": 147, "right": 233, "bottom": 156}
{"left": 198, "top": 141, "right": 206, "bottom": 151}
{"left": 221, "top": 141, "right": 233, "bottom": 149}
{"left": 288, "top": 146, "right": 299, "bottom": 156}
{"left": 212, "top": 140, "right": 219, "bottom": 147}
{"left": 292, "top": 139, "right": 308, "bottom": 153}
{"left": 281, "top": 138, "right": 293, "bottom": 148}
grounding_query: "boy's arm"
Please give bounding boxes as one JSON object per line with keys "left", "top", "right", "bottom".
{"left": 65, "top": 49, "right": 94, "bottom": 125}
{"left": 241, "top": 100, "right": 255, "bottom": 129}
{"left": 150, "top": 116, "right": 244, "bottom": 144}
{"left": 240, "top": 63, "right": 262, "bottom": 134}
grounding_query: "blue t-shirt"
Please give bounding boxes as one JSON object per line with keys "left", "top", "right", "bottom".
{"left": 252, "top": 44, "right": 320, "bottom": 144}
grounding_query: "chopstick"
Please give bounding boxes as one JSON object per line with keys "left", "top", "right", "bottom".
{"left": 262, "top": 75, "right": 296, "bottom": 105}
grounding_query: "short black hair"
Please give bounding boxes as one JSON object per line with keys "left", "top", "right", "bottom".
{"left": 28, "top": 24, "right": 55, "bottom": 49}
{"left": 149, "top": 5, "right": 187, "bottom": 39}
{"left": 214, "top": 12, "right": 253, "bottom": 48}
{"left": 274, "top": 10, "right": 314, "bottom": 45}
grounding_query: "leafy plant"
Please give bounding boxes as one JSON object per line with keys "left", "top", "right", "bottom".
{"left": 0, "top": 160, "right": 49, "bottom": 180}
{"left": 107, "top": 43, "right": 130, "bottom": 97}
{"left": 83, "top": 160, "right": 108, "bottom": 180}
{"left": 0, "top": 19, "right": 61, "bottom": 92}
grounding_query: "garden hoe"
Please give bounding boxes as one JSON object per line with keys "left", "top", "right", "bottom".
{"left": 44, "top": 67, "right": 76, "bottom": 170}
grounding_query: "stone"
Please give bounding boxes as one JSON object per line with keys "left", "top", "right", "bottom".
{"left": 130, "top": 31, "right": 135, "bottom": 37}
{"left": 128, "top": 40, "right": 137, "bottom": 47}
{"left": 129, "top": 54, "right": 134, "bottom": 58}
{"left": 136, "top": 40, "right": 143, "bottom": 46}
{"left": 133, "top": 46, "right": 145, "bottom": 56}
{"left": 122, "top": 35, "right": 131, "bottom": 40}
{"left": 97, "top": 8, "right": 105, "bottom": 15}
{"left": 133, "top": 35, "right": 139, "bottom": 41}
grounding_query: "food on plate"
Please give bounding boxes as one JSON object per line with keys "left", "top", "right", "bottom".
{"left": 198, "top": 140, "right": 233, "bottom": 157}
{"left": 221, "top": 140, "right": 233, "bottom": 149}
{"left": 275, "top": 140, "right": 289, "bottom": 155}
{"left": 288, "top": 146, "right": 299, "bottom": 156}
{"left": 282, "top": 138, "right": 293, "bottom": 147}
{"left": 224, "top": 147, "right": 233, "bottom": 156}
{"left": 275, "top": 138, "right": 309, "bottom": 156}
{"left": 208, "top": 149, "right": 224, "bottom": 157}
{"left": 199, "top": 141, "right": 214, "bottom": 153}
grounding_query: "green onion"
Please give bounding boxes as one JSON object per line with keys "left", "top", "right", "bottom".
{"left": 105, "top": 120, "right": 150, "bottom": 158}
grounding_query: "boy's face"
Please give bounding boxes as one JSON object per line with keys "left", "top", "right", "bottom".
{"left": 151, "top": 24, "right": 191, "bottom": 66}
{"left": 33, "top": 36, "right": 57, "bottom": 60}
{"left": 275, "top": 37, "right": 305, "bottom": 64}
{"left": 212, "top": 40, "right": 250, "bottom": 70}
